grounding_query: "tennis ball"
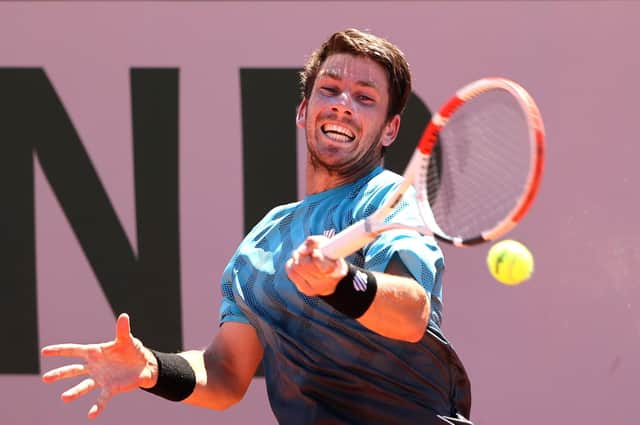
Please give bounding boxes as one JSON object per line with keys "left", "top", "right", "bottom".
{"left": 486, "top": 239, "right": 534, "bottom": 285}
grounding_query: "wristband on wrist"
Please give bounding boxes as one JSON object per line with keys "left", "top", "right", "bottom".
{"left": 320, "top": 263, "right": 378, "bottom": 319}
{"left": 140, "top": 350, "right": 196, "bottom": 402}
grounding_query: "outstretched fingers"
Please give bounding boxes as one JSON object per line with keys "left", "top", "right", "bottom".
{"left": 41, "top": 343, "right": 91, "bottom": 359}
{"left": 61, "top": 378, "right": 97, "bottom": 402}
{"left": 42, "top": 364, "right": 88, "bottom": 383}
{"left": 115, "top": 313, "right": 133, "bottom": 344}
{"left": 87, "top": 389, "right": 112, "bottom": 420}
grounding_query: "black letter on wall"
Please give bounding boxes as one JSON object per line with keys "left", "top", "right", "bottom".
{"left": 0, "top": 68, "right": 182, "bottom": 373}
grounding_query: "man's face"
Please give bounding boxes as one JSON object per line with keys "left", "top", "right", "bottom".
{"left": 297, "top": 53, "right": 399, "bottom": 175}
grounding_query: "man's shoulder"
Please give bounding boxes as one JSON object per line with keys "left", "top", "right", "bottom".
{"left": 354, "top": 167, "right": 403, "bottom": 202}
{"left": 245, "top": 201, "right": 300, "bottom": 236}
{"left": 262, "top": 201, "right": 300, "bottom": 221}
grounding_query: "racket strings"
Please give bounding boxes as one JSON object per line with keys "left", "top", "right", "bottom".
{"left": 427, "top": 90, "right": 531, "bottom": 240}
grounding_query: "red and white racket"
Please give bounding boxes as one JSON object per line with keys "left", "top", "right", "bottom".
{"left": 321, "top": 77, "right": 545, "bottom": 259}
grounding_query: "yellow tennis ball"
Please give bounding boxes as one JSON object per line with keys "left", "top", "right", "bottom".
{"left": 486, "top": 239, "right": 534, "bottom": 285}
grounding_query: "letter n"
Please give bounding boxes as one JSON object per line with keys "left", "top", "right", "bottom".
{"left": 0, "top": 68, "right": 182, "bottom": 373}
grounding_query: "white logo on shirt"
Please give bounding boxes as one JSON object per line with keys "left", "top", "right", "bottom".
{"left": 323, "top": 228, "right": 336, "bottom": 239}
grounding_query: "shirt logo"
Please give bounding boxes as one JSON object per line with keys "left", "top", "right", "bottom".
{"left": 436, "top": 414, "right": 474, "bottom": 424}
{"left": 323, "top": 228, "right": 336, "bottom": 239}
{"left": 353, "top": 270, "right": 368, "bottom": 292}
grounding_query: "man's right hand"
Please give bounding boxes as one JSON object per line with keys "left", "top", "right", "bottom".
{"left": 41, "top": 313, "right": 158, "bottom": 419}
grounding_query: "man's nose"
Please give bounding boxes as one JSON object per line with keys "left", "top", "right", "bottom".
{"left": 331, "top": 92, "right": 353, "bottom": 115}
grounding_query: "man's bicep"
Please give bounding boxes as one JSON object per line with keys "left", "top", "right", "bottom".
{"left": 204, "top": 322, "right": 263, "bottom": 396}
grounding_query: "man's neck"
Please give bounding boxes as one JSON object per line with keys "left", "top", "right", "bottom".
{"left": 305, "top": 161, "right": 379, "bottom": 196}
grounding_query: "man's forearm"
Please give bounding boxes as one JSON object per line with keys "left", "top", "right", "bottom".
{"left": 177, "top": 349, "right": 246, "bottom": 410}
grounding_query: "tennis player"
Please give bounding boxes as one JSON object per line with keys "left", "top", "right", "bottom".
{"left": 42, "top": 28, "right": 473, "bottom": 425}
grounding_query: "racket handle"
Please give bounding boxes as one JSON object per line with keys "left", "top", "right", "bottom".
{"left": 320, "top": 219, "right": 377, "bottom": 260}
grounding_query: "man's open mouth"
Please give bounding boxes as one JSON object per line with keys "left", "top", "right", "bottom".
{"left": 321, "top": 123, "right": 355, "bottom": 143}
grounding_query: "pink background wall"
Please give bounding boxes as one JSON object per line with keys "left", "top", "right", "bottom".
{"left": 1, "top": 2, "right": 639, "bottom": 424}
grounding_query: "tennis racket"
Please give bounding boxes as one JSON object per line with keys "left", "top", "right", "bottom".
{"left": 320, "top": 77, "right": 545, "bottom": 260}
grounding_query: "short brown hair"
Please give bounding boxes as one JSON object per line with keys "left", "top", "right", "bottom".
{"left": 300, "top": 28, "right": 412, "bottom": 120}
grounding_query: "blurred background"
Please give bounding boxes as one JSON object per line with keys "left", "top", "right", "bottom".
{"left": 1, "top": 2, "right": 639, "bottom": 424}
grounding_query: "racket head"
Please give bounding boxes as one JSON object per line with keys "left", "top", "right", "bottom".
{"left": 413, "top": 78, "right": 545, "bottom": 246}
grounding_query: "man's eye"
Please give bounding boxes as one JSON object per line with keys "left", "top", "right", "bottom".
{"left": 358, "top": 95, "right": 374, "bottom": 103}
{"left": 320, "top": 86, "right": 338, "bottom": 94}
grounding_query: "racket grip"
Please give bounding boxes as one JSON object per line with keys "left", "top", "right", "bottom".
{"left": 320, "top": 219, "right": 377, "bottom": 260}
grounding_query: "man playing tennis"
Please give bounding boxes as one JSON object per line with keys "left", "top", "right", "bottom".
{"left": 42, "top": 28, "right": 473, "bottom": 425}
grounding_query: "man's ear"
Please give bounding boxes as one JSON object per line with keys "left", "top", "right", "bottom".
{"left": 296, "top": 98, "right": 308, "bottom": 129}
{"left": 381, "top": 115, "right": 401, "bottom": 147}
